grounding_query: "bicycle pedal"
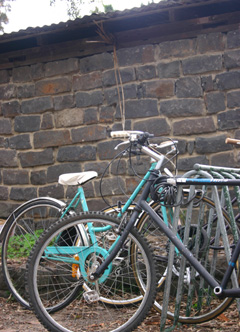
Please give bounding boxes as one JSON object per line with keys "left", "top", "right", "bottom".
{"left": 83, "top": 290, "right": 99, "bottom": 304}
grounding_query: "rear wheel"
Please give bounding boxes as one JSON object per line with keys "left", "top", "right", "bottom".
{"left": 1, "top": 199, "right": 65, "bottom": 309}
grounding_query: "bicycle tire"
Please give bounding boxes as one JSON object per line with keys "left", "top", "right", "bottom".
{"left": 1, "top": 198, "right": 67, "bottom": 309}
{"left": 135, "top": 196, "right": 237, "bottom": 323}
{"left": 26, "top": 212, "right": 158, "bottom": 332}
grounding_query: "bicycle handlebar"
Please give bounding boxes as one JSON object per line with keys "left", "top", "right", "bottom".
{"left": 225, "top": 138, "right": 240, "bottom": 145}
{"left": 110, "top": 131, "right": 143, "bottom": 139}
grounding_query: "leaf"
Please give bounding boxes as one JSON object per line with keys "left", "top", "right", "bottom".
{"left": 217, "top": 313, "right": 229, "bottom": 322}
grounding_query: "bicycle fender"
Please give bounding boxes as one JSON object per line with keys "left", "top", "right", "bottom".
{"left": 0, "top": 197, "right": 66, "bottom": 241}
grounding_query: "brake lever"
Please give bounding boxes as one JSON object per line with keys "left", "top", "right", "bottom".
{"left": 114, "top": 141, "right": 130, "bottom": 150}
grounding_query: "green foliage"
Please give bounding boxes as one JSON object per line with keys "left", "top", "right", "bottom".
{"left": 50, "top": 0, "right": 114, "bottom": 19}
{"left": 103, "top": 4, "right": 113, "bottom": 12}
{"left": 3, "top": 229, "right": 44, "bottom": 259}
{"left": 0, "top": 0, "right": 15, "bottom": 32}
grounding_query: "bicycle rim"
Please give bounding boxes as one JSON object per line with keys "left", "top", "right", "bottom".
{"left": 26, "top": 212, "right": 157, "bottom": 332}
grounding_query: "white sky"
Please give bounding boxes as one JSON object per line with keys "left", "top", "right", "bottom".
{"left": 3, "top": 0, "right": 159, "bottom": 34}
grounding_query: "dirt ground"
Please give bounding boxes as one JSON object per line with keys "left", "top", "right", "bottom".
{"left": 0, "top": 296, "right": 240, "bottom": 332}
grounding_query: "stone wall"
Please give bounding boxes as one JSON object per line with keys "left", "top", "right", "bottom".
{"left": 0, "top": 29, "right": 240, "bottom": 218}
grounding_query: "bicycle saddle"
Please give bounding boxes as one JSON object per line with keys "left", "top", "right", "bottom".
{"left": 58, "top": 171, "right": 98, "bottom": 186}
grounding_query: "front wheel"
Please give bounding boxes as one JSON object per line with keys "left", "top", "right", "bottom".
{"left": 26, "top": 212, "right": 158, "bottom": 332}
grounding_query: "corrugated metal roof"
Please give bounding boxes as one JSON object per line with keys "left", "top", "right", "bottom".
{"left": 0, "top": 0, "right": 215, "bottom": 40}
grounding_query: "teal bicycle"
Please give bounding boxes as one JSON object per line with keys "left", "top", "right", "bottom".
{"left": 24, "top": 131, "right": 238, "bottom": 332}
{"left": 0, "top": 135, "right": 177, "bottom": 311}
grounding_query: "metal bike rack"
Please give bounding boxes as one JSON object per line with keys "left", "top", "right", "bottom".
{"left": 159, "top": 166, "right": 240, "bottom": 331}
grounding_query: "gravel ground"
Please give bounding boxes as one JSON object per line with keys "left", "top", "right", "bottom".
{"left": 0, "top": 296, "right": 240, "bottom": 332}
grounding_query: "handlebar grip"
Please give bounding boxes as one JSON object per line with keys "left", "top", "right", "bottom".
{"left": 225, "top": 138, "right": 240, "bottom": 145}
{"left": 110, "top": 131, "right": 130, "bottom": 138}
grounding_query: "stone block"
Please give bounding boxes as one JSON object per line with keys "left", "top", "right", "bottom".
{"left": 0, "top": 150, "right": 18, "bottom": 167}
{"left": 176, "top": 77, "right": 202, "bottom": 98}
{"left": 45, "top": 58, "right": 78, "bottom": 77}
{"left": 197, "top": 32, "right": 224, "bottom": 53}
{"left": 35, "top": 78, "right": 71, "bottom": 95}
{"left": 104, "top": 84, "right": 137, "bottom": 105}
{"left": 211, "top": 152, "right": 236, "bottom": 167}
{"left": 98, "top": 140, "right": 122, "bottom": 160}
{"left": 136, "top": 65, "right": 156, "bottom": 80}
{"left": 80, "top": 52, "right": 114, "bottom": 73}
{"left": 19, "top": 148, "right": 54, "bottom": 168}
{"left": 38, "top": 184, "right": 64, "bottom": 199}
{"left": 57, "top": 146, "right": 96, "bottom": 162}
{"left": 218, "top": 109, "right": 240, "bottom": 130}
{"left": 2, "top": 101, "right": 20, "bottom": 117}
{"left": 127, "top": 157, "right": 150, "bottom": 176}
{"left": 8, "top": 134, "right": 31, "bottom": 150}
{"left": 34, "top": 130, "right": 71, "bottom": 148}
{"left": 21, "top": 96, "right": 53, "bottom": 114}
{"left": 0, "top": 70, "right": 10, "bottom": 84}
{"left": 196, "top": 135, "right": 231, "bottom": 154}
{"left": 117, "top": 45, "right": 154, "bottom": 66}
{"left": 15, "top": 115, "right": 41, "bottom": 132}
{"left": 227, "top": 30, "right": 240, "bottom": 49}
{"left": 99, "top": 106, "right": 115, "bottom": 124}
{"left": 75, "top": 91, "right": 103, "bottom": 107}
{"left": 201, "top": 76, "right": 214, "bottom": 92}
{"left": 215, "top": 71, "right": 240, "bottom": 91}
{"left": 235, "top": 129, "right": 240, "bottom": 140}
{"left": 47, "top": 163, "right": 82, "bottom": 183}
{"left": 53, "top": 94, "right": 75, "bottom": 111}
{"left": 31, "top": 63, "right": 44, "bottom": 80}
{"left": 31, "top": 170, "right": 47, "bottom": 185}
{"left": 55, "top": 108, "right": 84, "bottom": 128}
{"left": 227, "top": 90, "right": 240, "bottom": 108}
{"left": 182, "top": 55, "right": 222, "bottom": 75}
{"left": 12, "top": 66, "right": 32, "bottom": 83}
{"left": 157, "top": 39, "right": 196, "bottom": 59}
{"left": 178, "top": 156, "right": 209, "bottom": 171}
{"left": 73, "top": 71, "right": 102, "bottom": 91}
{"left": 84, "top": 161, "right": 109, "bottom": 176}
{"left": 41, "top": 113, "right": 54, "bottom": 130}
{"left": 10, "top": 187, "right": 37, "bottom": 201}
{"left": 72, "top": 125, "right": 106, "bottom": 143}
{"left": 84, "top": 108, "right": 98, "bottom": 125}
{"left": 177, "top": 140, "right": 187, "bottom": 154}
{"left": 0, "top": 202, "right": 17, "bottom": 218}
{"left": 157, "top": 61, "right": 180, "bottom": 78}
{"left": 142, "top": 80, "right": 174, "bottom": 98}
{"left": 3, "top": 169, "right": 29, "bottom": 185}
{"left": 224, "top": 50, "right": 240, "bottom": 69}
{"left": 103, "top": 68, "right": 136, "bottom": 87}
{"left": 0, "top": 186, "right": 8, "bottom": 200}
{"left": 94, "top": 177, "right": 125, "bottom": 196}
{"left": 173, "top": 117, "right": 216, "bottom": 135}
{"left": 0, "top": 84, "right": 16, "bottom": 100}
{"left": 205, "top": 92, "right": 225, "bottom": 114}
{"left": 117, "top": 99, "right": 158, "bottom": 119}
{"left": 111, "top": 159, "right": 127, "bottom": 175}
{"left": 187, "top": 141, "right": 195, "bottom": 155}
{"left": 17, "top": 84, "right": 35, "bottom": 99}
{"left": 0, "top": 118, "right": 12, "bottom": 135}
{"left": 133, "top": 118, "right": 170, "bottom": 136}
{"left": 160, "top": 99, "right": 205, "bottom": 117}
